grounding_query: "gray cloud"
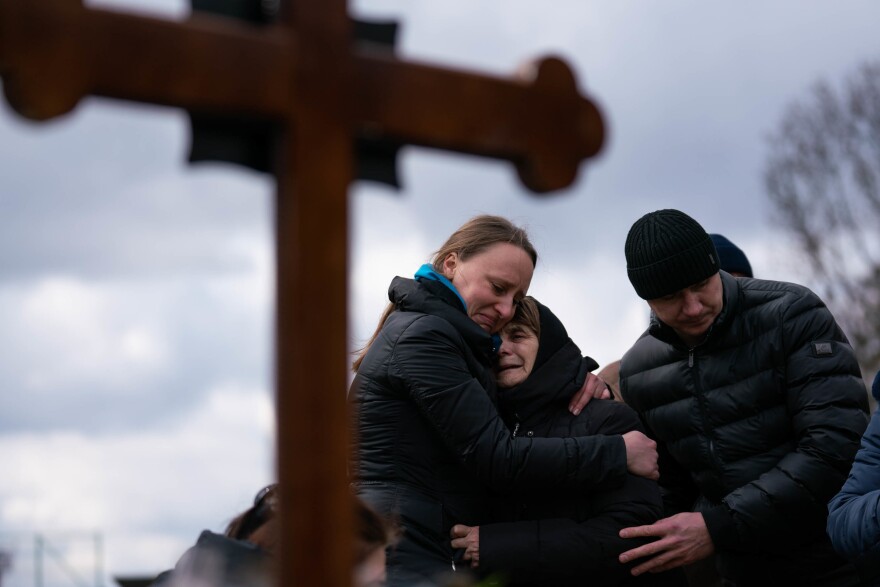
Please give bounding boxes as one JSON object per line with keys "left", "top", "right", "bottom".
{"left": 2, "top": 0, "right": 880, "bottom": 582}
{"left": 0, "top": 101, "right": 272, "bottom": 282}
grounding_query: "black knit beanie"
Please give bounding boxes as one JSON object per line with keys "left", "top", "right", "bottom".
{"left": 533, "top": 299, "right": 569, "bottom": 371}
{"left": 625, "top": 209, "right": 720, "bottom": 300}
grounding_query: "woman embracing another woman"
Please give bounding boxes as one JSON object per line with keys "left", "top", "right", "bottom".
{"left": 349, "top": 215, "right": 658, "bottom": 586}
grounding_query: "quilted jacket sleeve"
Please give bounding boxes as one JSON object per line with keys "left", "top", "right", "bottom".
{"left": 827, "top": 408, "right": 880, "bottom": 566}
{"left": 389, "top": 315, "right": 627, "bottom": 492}
{"left": 620, "top": 369, "right": 700, "bottom": 517}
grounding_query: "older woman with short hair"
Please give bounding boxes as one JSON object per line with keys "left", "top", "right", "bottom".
{"left": 452, "top": 297, "right": 684, "bottom": 586}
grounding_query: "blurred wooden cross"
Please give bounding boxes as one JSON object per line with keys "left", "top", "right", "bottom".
{"left": 0, "top": 1, "right": 605, "bottom": 585}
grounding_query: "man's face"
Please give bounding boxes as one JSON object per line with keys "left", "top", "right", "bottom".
{"left": 647, "top": 273, "right": 723, "bottom": 346}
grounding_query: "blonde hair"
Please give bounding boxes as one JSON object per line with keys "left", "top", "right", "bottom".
{"left": 352, "top": 215, "right": 537, "bottom": 372}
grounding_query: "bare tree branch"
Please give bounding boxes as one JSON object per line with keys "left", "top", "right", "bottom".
{"left": 764, "top": 59, "right": 880, "bottom": 375}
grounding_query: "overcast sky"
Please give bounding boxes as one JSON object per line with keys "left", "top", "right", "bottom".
{"left": 1, "top": 1, "right": 879, "bottom": 585}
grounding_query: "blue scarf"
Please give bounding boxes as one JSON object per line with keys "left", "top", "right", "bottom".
{"left": 414, "top": 264, "right": 468, "bottom": 310}
{"left": 414, "top": 263, "right": 501, "bottom": 353}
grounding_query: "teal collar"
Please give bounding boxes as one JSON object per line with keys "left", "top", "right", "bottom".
{"left": 413, "top": 264, "right": 501, "bottom": 353}
{"left": 414, "top": 263, "right": 468, "bottom": 311}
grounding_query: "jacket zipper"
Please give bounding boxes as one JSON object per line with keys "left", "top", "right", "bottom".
{"left": 690, "top": 347, "right": 721, "bottom": 474}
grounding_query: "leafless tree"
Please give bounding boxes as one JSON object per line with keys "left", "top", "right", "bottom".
{"left": 764, "top": 60, "right": 880, "bottom": 376}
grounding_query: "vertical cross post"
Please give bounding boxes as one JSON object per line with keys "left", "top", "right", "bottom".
{"left": 275, "top": 2, "right": 354, "bottom": 585}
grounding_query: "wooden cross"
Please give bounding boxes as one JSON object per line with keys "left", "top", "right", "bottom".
{"left": 0, "top": 1, "right": 605, "bottom": 585}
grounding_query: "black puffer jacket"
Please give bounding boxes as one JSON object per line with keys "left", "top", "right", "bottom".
{"left": 350, "top": 277, "right": 627, "bottom": 585}
{"left": 620, "top": 272, "right": 869, "bottom": 586}
{"left": 480, "top": 336, "right": 682, "bottom": 586}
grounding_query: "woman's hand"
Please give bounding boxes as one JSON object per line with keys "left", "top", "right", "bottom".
{"left": 450, "top": 524, "right": 481, "bottom": 568}
{"left": 568, "top": 372, "right": 611, "bottom": 415}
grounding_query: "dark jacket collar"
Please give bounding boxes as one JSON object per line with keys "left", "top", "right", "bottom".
{"left": 388, "top": 276, "right": 498, "bottom": 362}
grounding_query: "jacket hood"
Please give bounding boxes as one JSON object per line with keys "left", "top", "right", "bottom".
{"left": 533, "top": 298, "right": 570, "bottom": 371}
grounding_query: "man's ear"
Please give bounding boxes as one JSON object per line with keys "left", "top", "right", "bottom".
{"left": 441, "top": 252, "right": 458, "bottom": 279}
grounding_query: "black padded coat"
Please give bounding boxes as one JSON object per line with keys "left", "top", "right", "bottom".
{"left": 350, "top": 277, "right": 627, "bottom": 586}
{"left": 620, "top": 271, "right": 869, "bottom": 586}
{"left": 480, "top": 338, "right": 684, "bottom": 586}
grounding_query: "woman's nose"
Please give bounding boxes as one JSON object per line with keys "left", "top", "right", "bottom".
{"left": 497, "top": 296, "right": 515, "bottom": 321}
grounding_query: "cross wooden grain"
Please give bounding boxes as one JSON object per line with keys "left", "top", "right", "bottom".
{"left": 0, "top": 1, "right": 605, "bottom": 585}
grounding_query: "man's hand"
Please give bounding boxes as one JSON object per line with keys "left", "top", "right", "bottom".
{"left": 618, "top": 512, "right": 714, "bottom": 575}
{"left": 569, "top": 372, "right": 611, "bottom": 415}
{"left": 622, "top": 431, "right": 659, "bottom": 480}
{"left": 450, "top": 524, "right": 480, "bottom": 568}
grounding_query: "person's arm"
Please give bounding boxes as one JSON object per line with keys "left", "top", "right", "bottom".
{"left": 656, "top": 437, "right": 700, "bottom": 516}
{"left": 391, "top": 316, "right": 648, "bottom": 491}
{"left": 827, "top": 408, "right": 880, "bottom": 562}
{"left": 615, "top": 421, "right": 711, "bottom": 576}
{"left": 701, "top": 296, "right": 869, "bottom": 555}
{"left": 621, "top": 370, "right": 698, "bottom": 516}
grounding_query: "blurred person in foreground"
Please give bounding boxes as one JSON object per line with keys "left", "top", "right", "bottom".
{"left": 151, "top": 485, "right": 395, "bottom": 587}
{"left": 616, "top": 209, "right": 869, "bottom": 586}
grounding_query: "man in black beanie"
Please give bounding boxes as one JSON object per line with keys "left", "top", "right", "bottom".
{"left": 616, "top": 209, "right": 869, "bottom": 586}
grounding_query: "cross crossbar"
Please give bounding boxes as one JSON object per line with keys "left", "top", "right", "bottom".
{"left": 0, "top": 1, "right": 603, "bottom": 192}
{"left": 0, "top": 1, "right": 606, "bottom": 585}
